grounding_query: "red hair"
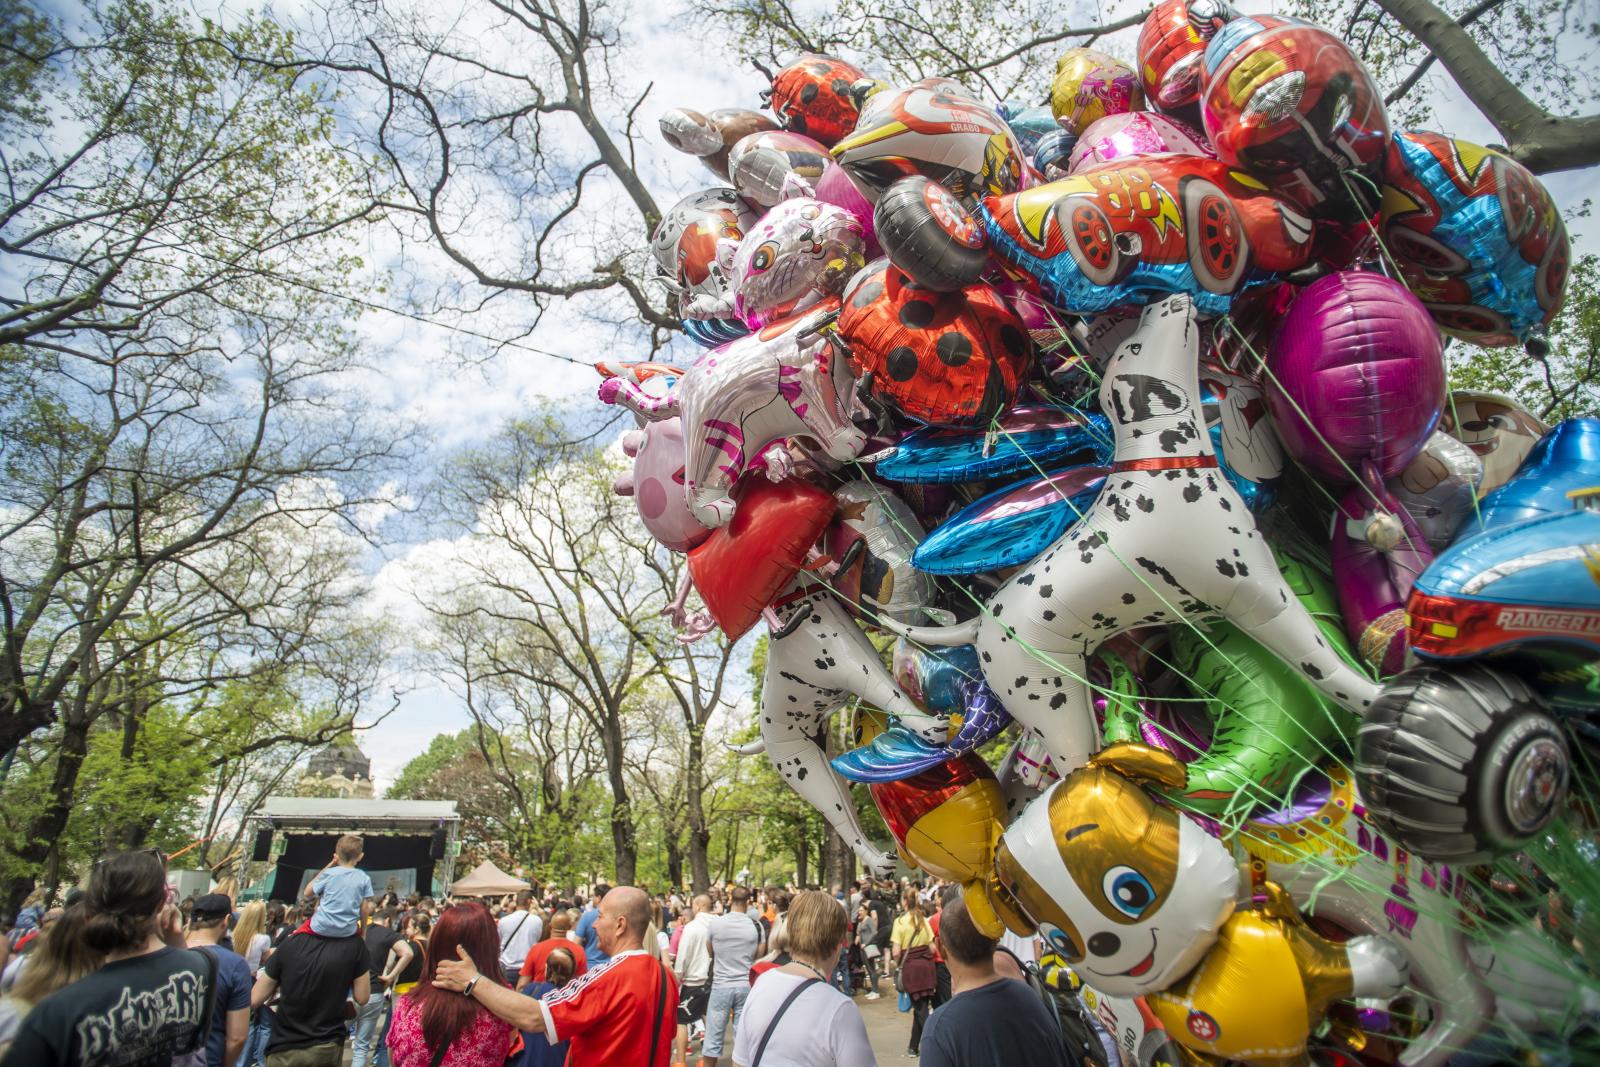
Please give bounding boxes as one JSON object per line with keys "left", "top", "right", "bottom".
{"left": 406, "top": 901, "right": 504, "bottom": 1049}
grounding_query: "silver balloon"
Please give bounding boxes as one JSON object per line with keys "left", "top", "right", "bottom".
{"left": 1390, "top": 431, "right": 1485, "bottom": 550}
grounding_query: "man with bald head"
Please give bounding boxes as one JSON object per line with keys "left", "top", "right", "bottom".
{"left": 435, "top": 885, "right": 678, "bottom": 1067}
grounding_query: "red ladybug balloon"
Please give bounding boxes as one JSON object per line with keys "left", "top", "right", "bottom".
{"left": 1200, "top": 15, "right": 1390, "bottom": 219}
{"left": 838, "top": 262, "right": 1031, "bottom": 427}
{"left": 768, "top": 54, "right": 881, "bottom": 146}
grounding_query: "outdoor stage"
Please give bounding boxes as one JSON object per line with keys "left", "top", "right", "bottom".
{"left": 237, "top": 797, "right": 461, "bottom": 901}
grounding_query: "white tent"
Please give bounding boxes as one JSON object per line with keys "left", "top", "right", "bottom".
{"left": 449, "top": 860, "right": 530, "bottom": 897}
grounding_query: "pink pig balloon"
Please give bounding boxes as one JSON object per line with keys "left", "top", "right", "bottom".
{"left": 615, "top": 418, "right": 710, "bottom": 552}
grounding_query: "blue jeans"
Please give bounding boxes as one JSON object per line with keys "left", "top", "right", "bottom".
{"left": 702, "top": 983, "right": 748, "bottom": 1058}
{"left": 236, "top": 1006, "right": 273, "bottom": 1067}
{"left": 350, "top": 992, "right": 389, "bottom": 1067}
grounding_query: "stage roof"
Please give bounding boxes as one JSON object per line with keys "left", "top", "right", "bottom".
{"left": 253, "top": 797, "right": 459, "bottom": 831}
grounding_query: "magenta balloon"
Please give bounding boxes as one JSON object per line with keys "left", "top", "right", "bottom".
{"left": 1265, "top": 272, "right": 1445, "bottom": 484}
{"left": 814, "top": 162, "right": 881, "bottom": 257}
{"left": 1066, "top": 111, "right": 1214, "bottom": 173}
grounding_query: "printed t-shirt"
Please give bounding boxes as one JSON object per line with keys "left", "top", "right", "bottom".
{"left": 539, "top": 949, "right": 677, "bottom": 1067}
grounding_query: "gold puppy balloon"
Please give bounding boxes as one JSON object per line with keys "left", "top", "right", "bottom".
{"left": 975, "top": 744, "right": 1410, "bottom": 1065}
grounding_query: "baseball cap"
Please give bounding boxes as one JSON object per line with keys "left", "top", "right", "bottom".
{"left": 191, "top": 894, "right": 233, "bottom": 921}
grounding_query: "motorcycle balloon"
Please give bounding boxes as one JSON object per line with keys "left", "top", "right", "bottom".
{"left": 1380, "top": 132, "right": 1569, "bottom": 351}
{"left": 1264, "top": 271, "right": 1444, "bottom": 485}
{"left": 1200, "top": 15, "right": 1390, "bottom": 219}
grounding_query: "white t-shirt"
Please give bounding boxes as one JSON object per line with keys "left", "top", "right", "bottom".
{"left": 732, "top": 970, "right": 875, "bottom": 1067}
{"left": 243, "top": 932, "right": 272, "bottom": 976}
{"left": 497, "top": 909, "right": 544, "bottom": 972}
{"left": 999, "top": 928, "right": 1037, "bottom": 966}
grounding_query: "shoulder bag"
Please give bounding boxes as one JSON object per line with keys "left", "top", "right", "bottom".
{"left": 751, "top": 977, "right": 821, "bottom": 1067}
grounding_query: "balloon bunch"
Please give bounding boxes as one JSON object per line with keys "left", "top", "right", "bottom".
{"left": 598, "top": 6, "right": 1594, "bottom": 1064}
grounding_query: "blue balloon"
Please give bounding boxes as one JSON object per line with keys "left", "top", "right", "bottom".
{"left": 1465, "top": 418, "right": 1600, "bottom": 535}
{"left": 912, "top": 466, "right": 1107, "bottom": 574}
{"left": 832, "top": 681, "right": 1013, "bottom": 783}
{"left": 870, "top": 405, "right": 1111, "bottom": 484}
{"left": 896, "top": 642, "right": 984, "bottom": 716}
{"left": 1031, "top": 128, "right": 1077, "bottom": 175}
{"left": 682, "top": 317, "right": 750, "bottom": 347}
{"left": 998, "top": 102, "right": 1066, "bottom": 156}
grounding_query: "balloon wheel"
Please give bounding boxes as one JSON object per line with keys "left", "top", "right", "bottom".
{"left": 1183, "top": 178, "right": 1248, "bottom": 294}
{"left": 1430, "top": 303, "right": 1510, "bottom": 339}
{"left": 1537, "top": 234, "right": 1569, "bottom": 310}
{"left": 1066, "top": 200, "right": 1121, "bottom": 285}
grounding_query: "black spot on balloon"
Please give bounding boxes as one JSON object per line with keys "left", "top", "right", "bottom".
{"left": 1040, "top": 584, "right": 1053, "bottom": 598}
{"left": 800, "top": 83, "right": 819, "bottom": 104}
{"left": 1042, "top": 610, "right": 1055, "bottom": 621}
{"left": 886, "top": 346, "right": 919, "bottom": 381}
{"left": 1183, "top": 484, "right": 1201, "bottom": 503}
{"left": 999, "top": 324, "right": 1027, "bottom": 357}
{"left": 1050, "top": 693, "right": 1067, "bottom": 709}
{"left": 935, "top": 332, "right": 972, "bottom": 366}
{"left": 1013, "top": 676, "right": 1028, "bottom": 689}
{"left": 1016, "top": 573, "right": 1035, "bottom": 586}
{"left": 1121, "top": 592, "right": 1136, "bottom": 604}
{"left": 1136, "top": 495, "right": 1154, "bottom": 512}
{"left": 899, "top": 300, "right": 935, "bottom": 328}
{"left": 1215, "top": 559, "right": 1236, "bottom": 578}
{"left": 831, "top": 78, "right": 852, "bottom": 96}
{"left": 796, "top": 766, "right": 808, "bottom": 780}
{"left": 851, "top": 279, "right": 885, "bottom": 309}
{"left": 1301, "top": 662, "right": 1325, "bottom": 680}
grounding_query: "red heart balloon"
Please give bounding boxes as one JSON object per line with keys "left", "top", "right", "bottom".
{"left": 687, "top": 477, "right": 836, "bottom": 640}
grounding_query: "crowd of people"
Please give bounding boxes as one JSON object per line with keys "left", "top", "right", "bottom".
{"left": 0, "top": 846, "right": 1083, "bottom": 1066}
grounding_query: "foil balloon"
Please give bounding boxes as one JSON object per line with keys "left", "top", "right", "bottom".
{"left": 812, "top": 161, "right": 881, "bottom": 255}
{"left": 833, "top": 684, "right": 1013, "bottom": 782}
{"left": 767, "top": 54, "right": 883, "bottom": 147}
{"left": 911, "top": 466, "right": 1108, "bottom": 575}
{"left": 695, "top": 197, "right": 866, "bottom": 326}
{"left": 996, "top": 101, "right": 1062, "bottom": 155}
{"left": 1146, "top": 887, "right": 1403, "bottom": 1065}
{"left": 892, "top": 641, "right": 983, "bottom": 716}
{"left": 1331, "top": 482, "right": 1433, "bottom": 675}
{"left": 1200, "top": 15, "right": 1391, "bottom": 218}
{"left": 1264, "top": 271, "right": 1445, "bottom": 485}
{"left": 838, "top": 260, "right": 1032, "bottom": 426}
{"left": 1356, "top": 664, "right": 1569, "bottom": 866}
{"left": 1438, "top": 389, "right": 1548, "bottom": 494}
{"left": 1380, "top": 132, "right": 1569, "bottom": 351}
{"left": 758, "top": 576, "right": 952, "bottom": 878}
{"left": 1067, "top": 112, "right": 1213, "bottom": 173}
{"left": 659, "top": 107, "right": 778, "bottom": 180}
{"left": 873, "top": 175, "right": 991, "bottom": 292}
{"left": 1468, "top": 417, "right": 1600, "bottom": 533}
{"left": 681, "top": 317, "right": 749, "bottom": 348}
{"left": 726, "top": 129, "right": 833, "bottom": 207}
{"left": 613, "top": 418, "right": 709, "bottom": 553}
{"left": 832, "top": 79, "right": 1028, "bottom": 206}
{"left": 598, "top": 300, "right": 866, "bottom": 527}
{"left": 1137, "top": 0, "right": 1232, "bottom": 121}
{"left": 649, "top": 187, "right": 757, "bottom": 308}
{"left": 1031, "top": 129, "right": 1077, "bottom": 181}
{"left": 868, "top": 404, "right": 1111, "bottom": 484}
{"left": 976, "top": 744, "right": 1240, "bottom": 993}
{"left": 982, "top": 157, "right": 1316, "bottom": 315}
{"left": 823, "top": 479, "right": 933, "bottom": 624}
{"left": 1049, "top": 48, "right": 1143, "bottom": 137}
{"left": 1110, "top": 560, "right": 1358, "bottom": 815}
{"left": 869, "top": 751, "right": 1006, "bottom": 886}
{"left": 1390, "top": 431, "right": 1484, "bottom": 550}
{"left": 685, "top": 477, "right": 836, "bottom": 640}
{"left": 1199, "top": 362, "right": 1282, "bottom": 512}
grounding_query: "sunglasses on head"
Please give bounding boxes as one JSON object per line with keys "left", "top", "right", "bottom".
{"left": 91, "top": 847, "right": 169, "bottom": 876}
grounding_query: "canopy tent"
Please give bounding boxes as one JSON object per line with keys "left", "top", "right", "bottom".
{"left": 449, "top": 860, "right": 530, "bottom": 897}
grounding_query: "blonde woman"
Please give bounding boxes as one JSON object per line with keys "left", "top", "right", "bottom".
{"left": 731, "top": 890, "right": 874, "bottom": 1067}
{"left": 232, "top": 901, "right": 272, "bottom": 976}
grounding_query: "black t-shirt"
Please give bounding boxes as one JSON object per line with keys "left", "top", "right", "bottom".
{"left": 394, "top": 938, "right": 425, "bottom": 985}
{"left": 920, "top": 975, "right": 1075, "bottom": 1067}
{"left": 2, "top": 946, "right": 213, "bottom": 1067}
{"left": 869, "top": 899, "right": 893, "bottom": 946}
{"left": 262, "top": 931, "right": 368, "bottom": 1053}
{"left": 363, "top": 924, "right": 401, "bottom": 982}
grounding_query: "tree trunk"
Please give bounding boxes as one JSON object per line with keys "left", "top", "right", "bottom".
{"left": 665, "top": 830, "right": 684, "bottom": 891}
{"left": 600, "top": 711, "right": 637, "bottom": 885}
{"left": 795, "top": 835, "right": 809, "bottom": 888}
{"left": 1, "top": 715, "right": 91, "bottom": 913}
{"left": 685, "top": 727, "right": 712, "bottom": 893}
{"left": 1375, "top": 0, "right": 1600, "bottom": 172}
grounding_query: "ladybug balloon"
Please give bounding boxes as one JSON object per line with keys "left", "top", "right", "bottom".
{"left": 1200, "top": 15, "right": 1390, "bottom": 219}
{"left": 1380, "top": 131, "right": 1569, "bottom": 352}
{"left": 768, "top": 54, "right": 884, "bottom": 146}
{"left": 838, "top": 260, "right": 1031, "bottom": 427}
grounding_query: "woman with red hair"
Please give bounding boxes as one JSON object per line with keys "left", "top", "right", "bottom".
{"left": 387, "top": 902, "right": 517, "bottom": 1067}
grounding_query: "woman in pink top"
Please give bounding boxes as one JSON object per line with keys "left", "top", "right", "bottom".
{"left": 388, "top": 902, "right": 517, "bottom": 1067}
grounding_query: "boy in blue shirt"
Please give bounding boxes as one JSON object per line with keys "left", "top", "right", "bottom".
{"left": 309, "top": 834, "right": 373, "bottom": 938}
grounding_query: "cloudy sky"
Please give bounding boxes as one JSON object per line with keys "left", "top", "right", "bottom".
{"left": 224, "top": 0, "right": 1598, "bottom": 788}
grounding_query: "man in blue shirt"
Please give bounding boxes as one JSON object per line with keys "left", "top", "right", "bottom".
{"left": 572, "top": 883, "right": 612, "bottom": 968}
{"left": 186, "top": 894, "right": 251, "bottom": 1067}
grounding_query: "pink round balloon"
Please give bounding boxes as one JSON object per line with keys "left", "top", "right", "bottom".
{"left": 814, "top": 162, "right": 882, "bottom": 258}
{"left": 1066, "top": 112, "right": 1214, "bottom": 173}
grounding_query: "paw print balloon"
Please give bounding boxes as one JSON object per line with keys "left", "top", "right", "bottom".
{"left": 838, "top": 260, "right": 1032, "bottom": 426}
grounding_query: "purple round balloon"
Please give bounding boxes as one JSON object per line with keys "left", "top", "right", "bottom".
{"left": 1067, "top": 111, "right": 1214, "bottom": 173}
{"left": 1265, "top": 271, "right": 1445, "bottom": 484}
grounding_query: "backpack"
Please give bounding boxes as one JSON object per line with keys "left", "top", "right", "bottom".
{"left": 170, "top": 947, "right": 220, "bottom": 1067}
